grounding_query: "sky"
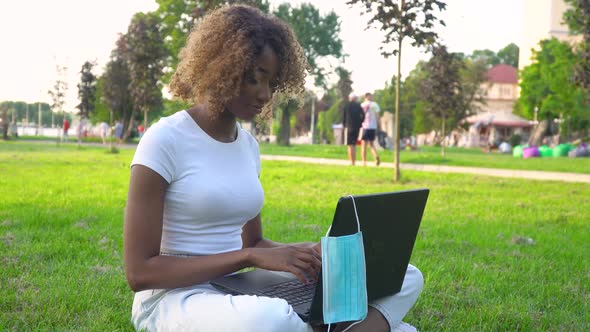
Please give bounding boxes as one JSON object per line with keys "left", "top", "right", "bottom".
{"left": 0, "top": 0, "right": 523, "bottom": 112}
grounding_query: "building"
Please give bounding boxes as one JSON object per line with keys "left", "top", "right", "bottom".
{"left": 460, "top": 64, "right": 532, "bottom": 147}
{"left": 481, "top": 64, "right": 519, "bottom": 114}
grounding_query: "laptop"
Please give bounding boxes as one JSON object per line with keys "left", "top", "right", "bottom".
{"left": 211, "top": 188, "right": 429, "bottom": 325}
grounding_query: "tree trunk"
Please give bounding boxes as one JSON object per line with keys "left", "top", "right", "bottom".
{"left": 441, "top": 113, "right": 446, "bottom": 157}
{"left": 393, "top": 36, "right": 403, "bottom": 182}
{"left": 1, "top": 109, "right": 8, "bottom": 140}
{"left": 124, "top": 109, "right": 137, "bottom": 140}
{"left": 144, "top": 109, "right": 148, "bottom": 131}
{"left": 278, "top": 102, "right": 293, "bottom": 146}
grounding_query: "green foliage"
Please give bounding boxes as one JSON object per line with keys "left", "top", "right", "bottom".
{"left": 274, "top": 3, "right": 343, "bottom": 89}
{"left": 516, "top": 38, "right": 589, "bottom": 130}
{"left": 47, "top": 64, "right": 68, "bottom": 119}
{"left": 318, "top": 99, "right": 342, "bottom": 144}
{"left": 509, "top": 133, "right": 522, "bottom": 147}
{"left": 76, "top": 61, "right": 97, "bottom": 119}
{"left": 272, "top": 3, "right": 343, "bottom": 145}
{"left": 126, "top": 12, "right": 168, "bottom": 132}
{"left": 421, "top": 45, "right": 464, "bottom": 155}
{"left": 497, "top": 43, "right": 519, "bottom": 68}
{"left": 90, "top": 77, "right": 111, "bottom": 124}
{"left": 564, "top": 0, "right": 590, "bottom": 103}
{"left": 346, "top": 0, "right": 446, "bottom": 58}
{"left": 335, "top": 66, "right": 352, "bottom": 103}
{"left": 0, "top": 101, "right": 58, "bottom": 127}
{"left": 155, "top": 0, "right": 270, "bottom": 83}
{"left": 412, "top": 100, "right": 432, "bottom": 134}
{"left": 162, "top": 98, "right": 192, "bottom": 118}
{"left": 469, "top": 43, "right": 519, "bottom": 68}
{"left": 460, "top": 57, "right": 488, "bottom": 114}
{"left": 101, "top": 35, "right": 134, "bottom": 128}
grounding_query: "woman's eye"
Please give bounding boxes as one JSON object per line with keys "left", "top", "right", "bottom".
{"left": 245, "top": 72, "right": 257, "bottom": 84}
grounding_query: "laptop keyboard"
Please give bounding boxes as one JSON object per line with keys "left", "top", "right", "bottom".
{"left": 257, "top": 279, "right": 316, "bottom": 306}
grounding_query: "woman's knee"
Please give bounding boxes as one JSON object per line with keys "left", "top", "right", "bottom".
{"left": 238, "top": 296, "right": 308, "bottom": 332}
{"left": 403, "top": 264, "right": 424, "bottom": 296}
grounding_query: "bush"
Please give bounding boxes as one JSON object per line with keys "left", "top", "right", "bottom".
{"left": 509, "top": 134, "right": 522, "bottom": 147}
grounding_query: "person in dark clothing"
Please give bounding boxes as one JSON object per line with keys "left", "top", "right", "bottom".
{"left": 342, "top": 93, "right": 364, "bottom": 165}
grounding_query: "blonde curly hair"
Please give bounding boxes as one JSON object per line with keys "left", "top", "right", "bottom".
{"left": 169, "top": 4, "right": 309, "bottom": 119}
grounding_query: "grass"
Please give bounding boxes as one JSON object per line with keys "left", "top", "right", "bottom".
{"left": 259, "top": 143, "right": 590, "bottom": 174}
{"left": 1, "top": 141, "right": 589, "bottom": 331}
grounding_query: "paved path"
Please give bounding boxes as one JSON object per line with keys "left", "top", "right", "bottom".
{"left": 260, "top": 155, "right": 590, "bottom": 184}
{"left": 13, "top": 140, "right": 590, "bottom": 183}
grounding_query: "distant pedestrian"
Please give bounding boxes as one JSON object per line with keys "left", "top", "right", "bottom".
{"left": 342, "top": 93, "right": 364, "bottom": 165}
{"left": 100, "top": 122, "right": 109, "bottom": 144}
{"left": 115, "top": 120, "right": 124, "bottom": 145}
{"left": 137, "top": 124, "right": 145, "bottom": 139}
{"left": 360, "top": 92, "right": 381, "bottom": 166}
{"left": 76, "top": 119, "right": 85, "bottom": 144}
{"left": 63, "top": 118, "right": 70, "bottom": 140}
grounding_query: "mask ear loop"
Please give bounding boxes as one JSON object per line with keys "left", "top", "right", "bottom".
{"left": 325, "top": 195, "right": 361, "bottom": 237}
{"left": 325, "top": 195, "right": 363, "bottom": 332}
{"left": 348, "top": 194, "right": 361, "bottom": 233}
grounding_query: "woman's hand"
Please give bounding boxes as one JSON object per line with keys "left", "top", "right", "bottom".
{"left": 247, "top": 243, "right": 321, "bottom": 284}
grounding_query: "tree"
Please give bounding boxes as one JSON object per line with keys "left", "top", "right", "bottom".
{"left": 47, "top": 64, "right": 68, "bottom": 130}
{"left": 76, "top": 61, "right": 97, "bottom": 119}
{"left": 564, "top": 0, "right": 590, "bottom": 103}
{"left": 497, "top": 43, "right": 519, "bottom": 68}
{"left": 421, "top": 45, "right": 464, "bottom": 157}
{"left": 459, "top": 57, "right": 488, "bottom": 115}
{"left": 317, "top": 87, "right": 340, "bottom": 143}
{"left": 516, "top": 38, "right": 589, "bottom": 133}
{"left": 155, "top": 0, "right": 270, "bottom": 83}
{"left": 469, "top": 49, "right": 499, "bottom": 67}
{"left": 469, "top": 43, "right": 519, "bottom": 68}
{"left": 0, "top": 102, "right": 8, "bottom": 140}
{"left": 126, "top": 12, "right": 168, "bottom": 137}
{"left": 273, "top": 3, "right": 343, "bottom": 145}
{"left": 89, "top": 77, "right": 111, "bottom": 124}
{"left": 102, "top": 34, "right": 134, "bottom": 138}
{"left": 347, "top": 0, "right": 446, "bottom": 181}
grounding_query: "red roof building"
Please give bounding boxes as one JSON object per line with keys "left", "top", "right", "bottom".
{"left": 487, "top": 64, "right": 518, "bottom": 84}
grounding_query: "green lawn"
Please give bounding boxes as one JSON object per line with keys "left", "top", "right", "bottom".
{"left": 259, "top": 143, "right": 590, "bottom": 174}
{"left": 1, "top": 141, "right": 589, "bottom": 331}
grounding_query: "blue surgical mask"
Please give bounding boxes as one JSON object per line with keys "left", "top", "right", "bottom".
{"left": 321, "top": 195, "right": 368, "bottom": 326}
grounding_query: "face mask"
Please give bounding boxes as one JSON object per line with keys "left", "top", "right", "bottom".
{"left": 321, "top": 195, "right": 368, "bottom": 326}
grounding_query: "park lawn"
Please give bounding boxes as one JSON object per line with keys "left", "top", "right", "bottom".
{"left": 259, "top": 143, "right": 590, "bottom": 174}
{"left": 0, "top": 141, "right": 589, "bottom": 331}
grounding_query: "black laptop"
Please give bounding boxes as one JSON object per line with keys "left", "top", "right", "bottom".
{"left": 210, "top": 189, "right": 429, "bottom": 325}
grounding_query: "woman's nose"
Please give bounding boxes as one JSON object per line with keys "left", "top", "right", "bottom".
{"left": 257, "top": 84, "right": 271, "bottom": 104}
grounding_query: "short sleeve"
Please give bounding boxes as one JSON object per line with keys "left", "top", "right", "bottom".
{"left": 131, "top": 122, "right": 176, "bottom": 183}
{"left": 252, "top": 137, "right": 261, "bottom": 176}
{"left": 373, "top": 102, "right": 380, "bottom": 113}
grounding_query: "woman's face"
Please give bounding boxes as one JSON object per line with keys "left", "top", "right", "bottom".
{"left": 226, "top": 44, "right": 278, "bottom": 121}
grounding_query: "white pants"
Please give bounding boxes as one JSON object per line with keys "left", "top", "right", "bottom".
{"left": 132, "top": 264, "right": 423, "bottom": 332}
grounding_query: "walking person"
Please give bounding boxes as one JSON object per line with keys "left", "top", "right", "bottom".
{"left": 100, "top": 121, "right": 109, "bottom": 144}
{"left": 115, "top": 120, "right": 123, "bottom": 145}
{"left": 124, "top": 5, "right": 423, "bottom": 332}
{"left": 62, "top": 118, "right": 70, "bottom": 141}
{"left": 360, "top": 92, "right": 381, "bottom": 166}
{"left": 342, "top": 93, "right": 364, "bottom": 166}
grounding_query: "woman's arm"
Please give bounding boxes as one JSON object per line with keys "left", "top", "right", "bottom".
{"left": 124, "top": 165, "right": 322, "bottom": 291}
{"left": 124, "top": 165, "right": 254, "bottom": 292}
{"left": 241, "top": 214, "right": 321, "bottom": 282}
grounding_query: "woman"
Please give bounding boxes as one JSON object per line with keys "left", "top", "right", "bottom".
{"left": 124, "top": 5, "right": 423, "bottom": 332}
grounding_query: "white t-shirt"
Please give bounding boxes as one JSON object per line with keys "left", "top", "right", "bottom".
{"left": 360, "top": 101, "right": 380, "bottom": 130}
{"left": 131, "top": 110, "right": 264, "bottom": 256}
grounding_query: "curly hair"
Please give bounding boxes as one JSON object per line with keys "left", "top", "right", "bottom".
{"left": 169, "top": 4, "right": 309, "bottom": 119}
